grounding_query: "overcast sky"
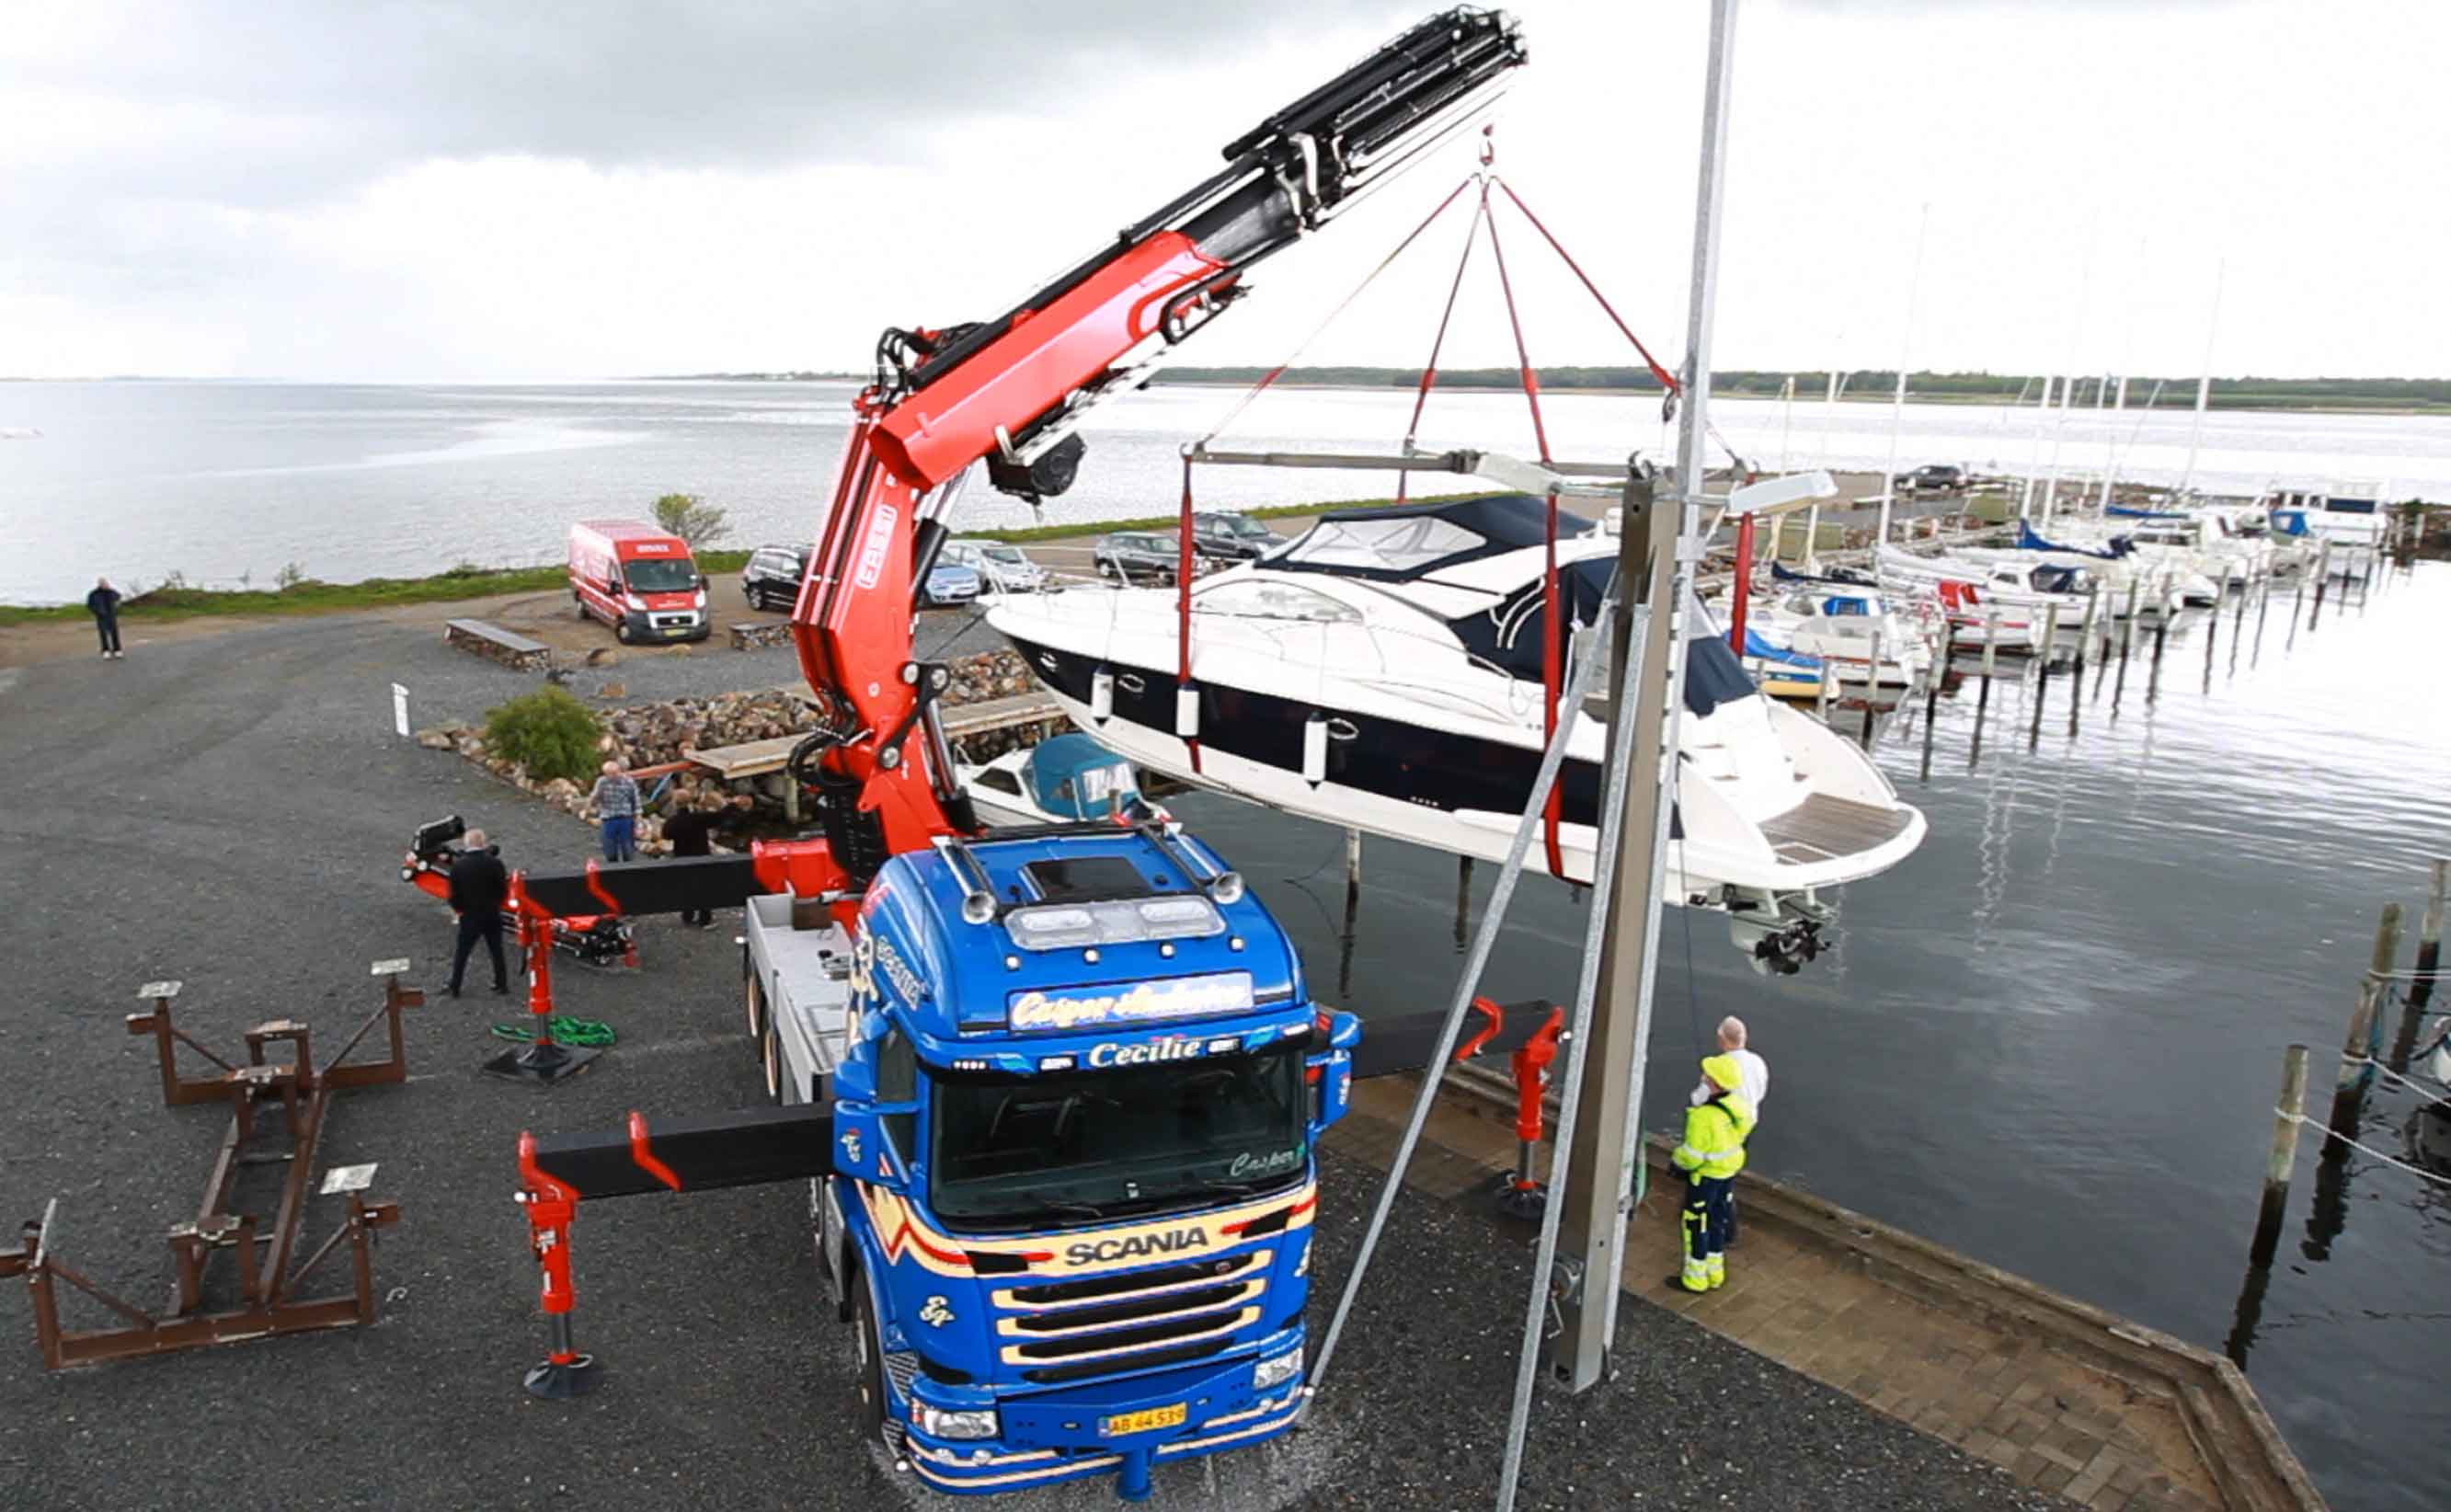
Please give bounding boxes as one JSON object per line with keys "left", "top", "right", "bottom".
{"left": 5, "top": 0, "right": 2445, "bottom": 382}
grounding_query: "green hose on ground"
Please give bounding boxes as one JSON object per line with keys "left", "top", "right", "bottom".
{"left": 487, "top": 1016, "right": 617, "bottom": 1048}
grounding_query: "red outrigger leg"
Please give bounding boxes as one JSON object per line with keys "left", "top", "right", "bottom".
{"left": 516, "top": 1131, "right": 598, "bottom": 1398}
{"left": 1496, "top": 1004, "right": 1565, "bottom": 1219}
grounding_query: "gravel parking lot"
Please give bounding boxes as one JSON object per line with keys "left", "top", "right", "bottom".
{"left": 0, "top": 613, "right": 2055, "bottom": 1511}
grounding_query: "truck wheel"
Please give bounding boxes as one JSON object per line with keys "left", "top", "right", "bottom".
{"left": 574, "top": 594, "right": 589, "bottom": 622}
{"left": 853, "top": 1277, "right": 888, "bottom": 1441}
{"left": 745, "top": 974, "right": 769, "bottom": 1057}
{"left": 762, "top": 1020, "right": 784, "bottom": 1103}
{"left": 614, "top": 619, "right": 635, "bottom": 645}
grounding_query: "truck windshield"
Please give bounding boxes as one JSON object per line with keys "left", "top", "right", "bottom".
{"left": 623, "top": 558, "right": 698, "bottom": 593}
{"left": 928, "top": 1042, "right": 1307, "bottom": 1230}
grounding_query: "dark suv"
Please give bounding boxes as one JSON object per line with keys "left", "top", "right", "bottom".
{"left": 741, "top": 544, "right": 807, "bottom": 613}
{"left": 1898, "top": 464, "right": 1970, "bottom": 494}
{"left": 1192, "top": 510, "right": 1277, "bottom": 561}
{"left": 1094, "top": 532, "right": 1187, "bottom": 584}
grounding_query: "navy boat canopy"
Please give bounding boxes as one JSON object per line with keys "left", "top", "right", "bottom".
{"left": 2017, "top": 521, "right": 2129, "bottom": 559}
{"left": 1448, "top": 557, "right": 1758, "bottom": 719}
{"left": 1273, "top": 493, "right": 1594, "bottom": 584}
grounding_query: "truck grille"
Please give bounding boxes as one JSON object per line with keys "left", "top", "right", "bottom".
{"left": 993, "top": 1249, "right": 1271, "bottom": 1376}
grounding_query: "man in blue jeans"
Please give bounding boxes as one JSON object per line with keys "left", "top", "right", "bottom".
{"left": 587, "top": 761, "right": 641, "bottom": 862}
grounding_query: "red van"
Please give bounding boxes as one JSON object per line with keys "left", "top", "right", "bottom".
{"left": 567, "top": 520, "right": 712, "bottom": 644}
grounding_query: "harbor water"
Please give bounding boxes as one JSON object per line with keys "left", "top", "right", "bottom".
{"left": 1173, "top": 564, "right": 2451, "bottom": 1512}
{"left": 9, "top": 379, "right": 2451, "bottom": 603}
{"left": 6, "top": 381, "right": 2445, "bottom": 1507}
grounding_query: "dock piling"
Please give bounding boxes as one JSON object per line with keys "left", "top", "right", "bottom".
{"left": 2250, "top": 1045, "right": 2311, "bottom": 1268}
{"left": 1861, "top": 629, "right": 1882, "bottom": 750}
{"left": 2147, "top": 576, "right": 2170, "bottom": 700}
{"left": 2325, "top": 975, "right": 2382, "bottom": 1143}
{"left": 1454, "top": 856, "right": 1474, "bottom": 949}
{"left": 2228, "top": 567, "right": 2248, "bottom": 673}
{"left": 2388, "top": 858, "right": 2446, "bottom": 1072}
{"left": 2029, "top": 601, "right": 2056, "bottom": 749}
{"left": 2308, "top": 541, "right": 2331, "bottom": 629}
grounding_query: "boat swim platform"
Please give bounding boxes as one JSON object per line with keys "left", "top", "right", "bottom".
{"left": 1762, "top": 793, "right": 1919, "bottom": 865}
{"left": 1331, "top": 1077, "right": 2326, "bottom": 1512}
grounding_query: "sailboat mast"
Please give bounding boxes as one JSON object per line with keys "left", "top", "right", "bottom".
{"left": 1878, "top": 203, "right": 1932, "bottom": 552}
{"left": 2022, "top": 374, "right": 2056, "bottom": 520}
{"left": 2180, "top": 259, "right": 2226, "bottom": 494}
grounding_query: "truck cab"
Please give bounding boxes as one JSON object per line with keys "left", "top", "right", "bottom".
{"left": 742, "top": 825, "right": 1357, "bottom": 1498}
{"left": 567, "top": 520, "right": 713, "bottom": 643}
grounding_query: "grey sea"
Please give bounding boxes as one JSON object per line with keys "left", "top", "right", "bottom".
{"left": 5, "top": 380, "right": 2448, "bottom": 1509}
{"left": 6, "top": 378, "right": 2451, "bottom": 604}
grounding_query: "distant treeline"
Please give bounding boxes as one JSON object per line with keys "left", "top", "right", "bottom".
{"left": 1151, "top": 367, "right": 2451, "bottom": 412}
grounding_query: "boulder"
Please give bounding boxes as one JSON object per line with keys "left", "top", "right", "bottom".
{"left": 586, "top": 647, "right": 619, "bottom": 667}
{"left": 414, "top": 727, "right": 453, "bottom": 750}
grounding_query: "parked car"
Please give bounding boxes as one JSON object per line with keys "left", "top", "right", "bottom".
{"left": 1094, "top": 532, "right": 1190, "bottom": 584}
{"left": 741, "top": 544, "right": 981, "bottom": 613}
{"left": 941, "top": 538, "right": 1048, "bottom": 594}
{"left": 1192, "top": 510, "right": 1278, "bottom": 561}
{"left": 739, "top": 544, "right": 809, "bottom": 614}
{"left": 920, "top": 559, "right": 983, "bottom": 608}
{"left": 1896, "top": 464, "right": 1971, "bottom": 495}
{"left": 568, "top": 520, "right": 711, "bottom": 643}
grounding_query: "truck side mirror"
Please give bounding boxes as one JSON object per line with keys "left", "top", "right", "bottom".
{"left": 1305, "top": 1010, "right": 1360, "bottom": 1133}
{"left": 831, "top": 1101, "right": 915, "bottom": 1191}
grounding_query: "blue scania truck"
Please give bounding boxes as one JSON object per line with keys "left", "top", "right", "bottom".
{"left": 743, "top": 824, "right": 1355, "bottom": 1497}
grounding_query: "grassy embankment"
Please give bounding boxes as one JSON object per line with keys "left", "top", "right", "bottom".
{"left": 0, "top": 493, "right": 1473, "bottom": 627}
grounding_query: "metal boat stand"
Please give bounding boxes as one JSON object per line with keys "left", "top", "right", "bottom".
{"left": 0, "top": 961, "right": 415, "bottom": 1368}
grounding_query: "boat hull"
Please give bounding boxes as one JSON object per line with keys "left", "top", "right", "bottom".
{"left": 998, "top": 631, "right": 1926, "bottom": 907}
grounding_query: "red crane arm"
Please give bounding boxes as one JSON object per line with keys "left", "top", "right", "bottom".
{"left": 767, "top": 9, "right": 1529, "bottom": 895}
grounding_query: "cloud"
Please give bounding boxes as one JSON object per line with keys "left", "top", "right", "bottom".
{"left": 6, "top": 0, "right": 1411, "bottom": 204}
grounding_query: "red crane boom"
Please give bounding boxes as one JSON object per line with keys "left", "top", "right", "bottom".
{"left": 756, "top": 7, "right": 1529, "bottom": 905}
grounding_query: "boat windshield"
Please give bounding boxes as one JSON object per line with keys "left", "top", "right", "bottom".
{"left": 927, "top": 1042, "right": 1308, "bottom": 1229}
{"left": 623, "top": 558, "right": 699, "bottom": 593}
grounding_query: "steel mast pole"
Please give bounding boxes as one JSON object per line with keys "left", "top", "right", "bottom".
{"left": 1548, "top": 0, "right": 1735, "bottom": 1393}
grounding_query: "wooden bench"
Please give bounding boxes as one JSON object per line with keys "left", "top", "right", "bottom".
{"left": 728, "top": 619, "right": 795, "bottom": 650}
{"left": 442, "top": 619, "right": 549, "bottom": 671}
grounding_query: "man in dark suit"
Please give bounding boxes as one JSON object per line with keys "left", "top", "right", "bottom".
{"left": 446, "top": 828, "right": 511, "bottom": 997}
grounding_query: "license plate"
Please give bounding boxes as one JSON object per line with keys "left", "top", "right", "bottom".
{"left": 1101, "top": 1403, "right": 1187, "bottom": 1437}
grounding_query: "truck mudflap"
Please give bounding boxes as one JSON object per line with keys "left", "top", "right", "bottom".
{"left": 904, "top": 1343, "right": 1307, "bottom": 1498}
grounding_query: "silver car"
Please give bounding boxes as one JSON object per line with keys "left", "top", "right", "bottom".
{"left": 943, "top": 539, "right": 1049, "bottom": 595}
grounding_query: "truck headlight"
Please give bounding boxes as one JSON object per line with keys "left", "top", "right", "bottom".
{"left": 911, "top": 1403, "right": 1001, "bottom": 1441}
{"left": 1252, "top": 1346, "right": 1303, "bottom": 1392}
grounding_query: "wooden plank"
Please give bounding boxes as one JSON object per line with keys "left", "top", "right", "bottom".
{"left": 688, "top": 735, "right": 804, "bottom": 780}
{"left": 939, "top": 690, "right": 1062, "bottom": 739}
{"left": 441, "top": 619, "right": 547, "bottom": 654}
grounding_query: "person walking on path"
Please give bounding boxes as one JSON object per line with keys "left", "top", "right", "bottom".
{"left": 662, "top": 790, "right": 753, "bottom": 926}
{"left": 1669, "top": 1054, "right": 1756, "bottom": 1295}
{"left": 86, "top": 578, "right": 123, "bottom": 659}
{"left": 587, "top": 762, "right": 641, "bottom": 863}
{"left": 446, "top": 828, "right": 511, "bottom": 998}
{"left": 1689, "top": 1015, "right": 1768, "bottom": 1244}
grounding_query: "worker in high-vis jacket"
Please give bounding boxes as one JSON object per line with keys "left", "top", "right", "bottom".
{"left": 1670, "top": 1054, "right": 1756, "bottom": 1294}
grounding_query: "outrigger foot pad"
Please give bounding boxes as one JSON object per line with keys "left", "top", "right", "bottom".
{"left": 484, "top": 1042, "right": 602, "bottom": 1086}
{"left": 523, "top": 1353, "right": 601, "bottom": 1399}
{"left": 1493, "top": 1174, "right": 1548, "bottom": 1221}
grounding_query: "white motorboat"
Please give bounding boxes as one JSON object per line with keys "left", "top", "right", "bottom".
{"left": 958, "top": 731, "right": 1147, "bottom": 828}
{"left": 1874, "top": 545, "right": 2102, "bottom": 645}
{"left": 1941, "top": 527, "right": 2205, "bottom": 613}
{"left": 2262, "top": 484, "right": 2389, "bottom": 563}
{"left": 988, "top": 495, "right": 1928, "bottom": 971}
{"left": 1747, "top": 584, "right": 1935, "bottom": 689}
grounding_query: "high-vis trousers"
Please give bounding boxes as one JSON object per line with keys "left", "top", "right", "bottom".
{"left": 1679, "top": 1174, "right": 1734, "bottom": 1292}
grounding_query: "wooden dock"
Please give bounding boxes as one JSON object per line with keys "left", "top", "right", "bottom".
{"left": 1333, "top": 1077, "right": 2327, "bottom": 1512}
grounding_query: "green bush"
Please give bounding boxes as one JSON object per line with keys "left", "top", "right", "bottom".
{"left": 484, "top": 687, "right": 603, "bottom": 784}
{"left": 652, "top": 491, "right": 730, "bottom": 547}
